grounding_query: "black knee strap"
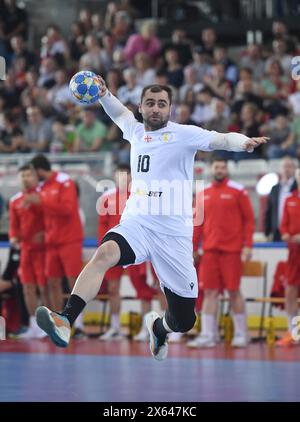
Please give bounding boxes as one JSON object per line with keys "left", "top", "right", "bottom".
{"left": 101, "top": 232, "right": 136, "bottom": 266}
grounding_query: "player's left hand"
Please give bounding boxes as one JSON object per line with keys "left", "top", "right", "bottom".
{"left": 241, "top": 246, "right": 252, "bottom": 262}
{"left": 244, "top": 137, "right": 269, "bottom": 152}
{"left": 23, "top": 193, "right": 41, "bottom": 205}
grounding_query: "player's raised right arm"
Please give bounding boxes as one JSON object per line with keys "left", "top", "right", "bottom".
{"left": 97, "top": 76, "right": 137, "bottom": 136}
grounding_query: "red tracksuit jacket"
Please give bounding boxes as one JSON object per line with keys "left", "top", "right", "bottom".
{"left": 280, "top": 189, "right": 300, "bottom": 237}
{"left": 38, "top": 171, "right": 83, "bottom": 246}
{"left": 193, "top": 178, "right": 255, "bottom": 253}
{"left": 9, "top": 187, "right": 44, "bottom": 250}
{"left": 98, "top": 187, "right": 129, "bottom": 242}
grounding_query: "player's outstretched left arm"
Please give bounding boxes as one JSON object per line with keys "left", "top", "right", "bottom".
{"left": 96, "top": 75, "right": 137, "bottom": 135}
{"left": 209, "top": 132, "right": 269, "bottom": 152}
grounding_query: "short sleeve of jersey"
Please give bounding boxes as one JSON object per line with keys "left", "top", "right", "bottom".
{"left": 184, "top": 125, "right": 218, "bottom": 152}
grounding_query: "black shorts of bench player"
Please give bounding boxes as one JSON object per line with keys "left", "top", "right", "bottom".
{"left": 101, "top": 232, "right": 196, "bottom": 346}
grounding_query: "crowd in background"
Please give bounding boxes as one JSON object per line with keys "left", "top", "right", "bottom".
{"left": 0, "top": 1, "right": 300, "bottom": 165}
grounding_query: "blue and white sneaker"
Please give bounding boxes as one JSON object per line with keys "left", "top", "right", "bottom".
{"left": 145, "top": 311, "right": 168, "bottom": 361}
{"left": 36, "top": 306, "right": 71, "bottom": 348}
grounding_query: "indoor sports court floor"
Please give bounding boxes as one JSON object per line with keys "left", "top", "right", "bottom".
{"left": 1, "top": 339, "right": 300, "bottom": 402}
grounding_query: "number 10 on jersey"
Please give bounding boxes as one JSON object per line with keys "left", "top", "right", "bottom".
{"left": 137, "top": 155, "right": 150, "bottom": 172}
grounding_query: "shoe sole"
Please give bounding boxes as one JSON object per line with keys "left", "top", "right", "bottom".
{"left": 145, "top": 313, "right": 167, "bottom": 361}
{"left": 36, "top": 307, "right": 68, "bottom": 348}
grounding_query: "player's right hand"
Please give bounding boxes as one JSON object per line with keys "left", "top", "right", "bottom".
{"left": 96, "top": 75, "right": 107, "bottom": 97}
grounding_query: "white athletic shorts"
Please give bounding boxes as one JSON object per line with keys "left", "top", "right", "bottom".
{"left": 108, "top": 219, "right": 198, "bottom": 298}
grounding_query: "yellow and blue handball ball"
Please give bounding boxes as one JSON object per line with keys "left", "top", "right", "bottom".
{"left": 69, "top": 70, "right": 101, "bottom": 104}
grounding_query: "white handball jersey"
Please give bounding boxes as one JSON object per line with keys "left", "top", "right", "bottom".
{"left": 118, "top": 116, "right": 217, "bottom": 237}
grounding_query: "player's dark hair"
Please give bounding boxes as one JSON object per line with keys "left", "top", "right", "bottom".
{"left": 210, "top": 156, "right": 228, "bottom": 165}
{"left": 31, "top": 154, "right": 51, "bottom": 171}
{"left": 116, "top": 163, "right": 131, "bottom": 173}
{"left": 18, "top": 164, "right": 33, "bottom": 172}
{"left": 141, "top": 84, "right": 173, "bottom": 105}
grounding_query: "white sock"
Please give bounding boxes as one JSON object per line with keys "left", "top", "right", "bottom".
{"left": 200, "top": 313, "right": 215, "bottom": 338}
{"left": 29, "top": 315, "right": 36, "bottom": 329}
{"left": 233, "top": 313, "right": 247, "bottom": 337}
{"left": 110, "top": 313, "right": 120, "bottom": 330}
{"left": 74, "top": 312, "right": 84, "bottom": 330}
{"left": 287, "top": 313, "right": 297, "bottom": 333}
{"left": 214, "top": 318, "right": 219, "bottom": 339}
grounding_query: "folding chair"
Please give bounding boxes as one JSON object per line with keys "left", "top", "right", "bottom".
{"left": 242, "top": 260, "right": 268, "bottom": 341}
{"left": 220, "top": 260, "right": 268, "bottom": 341}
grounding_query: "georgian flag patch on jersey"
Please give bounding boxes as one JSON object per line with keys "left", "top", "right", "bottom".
{"left": 144, "top": 135, "right": 152, "bottom": 142}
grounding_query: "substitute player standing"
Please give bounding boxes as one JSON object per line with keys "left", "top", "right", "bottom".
{"left": 36, "top": 79, "right": 268, "bottom": 360}
{"left": 188, "top": 158, "right": 255, "bottom": 348}
{"left": 9, "top": 165, "right": 47, "bottom": 339}
{"left": 25, "top": 156, "right": 84, "bottom": 334}
{"left": 277, "top": 167, "right": 300, "bottom": 346}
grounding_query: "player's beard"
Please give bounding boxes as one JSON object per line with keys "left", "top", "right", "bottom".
{"left": 143, "top": 114, "right": 169, "bottom": 131}
{"left": 213, "top": 174, "right": 226, "bottom": 182}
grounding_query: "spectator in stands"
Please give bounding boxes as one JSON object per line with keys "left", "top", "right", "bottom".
{"left": 277, "top": 167, "right": 300, "bottom": 346}
{"left": 9, "top": 164, "right": 47, "bottom": 339}
{"left": 74, "top": 108, "right": 108, "bottom": 152}
{"left": 233, "top": 102, "right": 263, "bottom": 160}
{"left": 46, "top": 69, "right": 74, "bottom": 115}
{"left": 164, "top": 47, "right": 184, "bottom": 89}
{"left": 23, "top": 106, "right": 52, "bottom": 152}
{"left": 79, "top": 34, "right": 105, "bottom": 74}
{"left": 288, "top": 79, "right": 300, "bottom": 116}
{"left": 10, "top": 35, "right": 36, "bottom": 71}
{"left": 111, "top": 11, "right": 132, "bottom": 47}
{"left": 123, "top": 20, "right": 161, "bottom": 65}
{"left": 190, "top": 45, "right": 212, "bottom": 82}
{"left": 203, "top": 99, "right": 230, "bottom": 132}
{"left": 29, "top": 154, "right": 84, "bottom": 336}
{"left": 78, "top": 8, "right": 92, "bottom": 34}
{"left": 50, "top": 117, "right": 75, "bottom": 153}
{"left": 0, "top": 69, "right": 22, "bottom": 110}
{"left": 117, "top": 67, "right": 142, "bottom": 106}
{"left": 0, "top": 110, "right": 25, "bottom": 153}
{"left": 68, "top": 21, "right": 86, "bottom": 63}
{"left": 232, "top": 67, "right": 263, "bottom": 114}
{"left": 91, "top": 13, "right": 105, "bottom": 41}
{"left": 203, "top": 62, "right": 232, "bottom": 102}
{"left": 191, "top": 87, "right": 217, "bottom": 125}
{"left": 213, "top": 45, "right": 238, "bottom": 84}
{"left": 161, "top": 28, "right": 193, "bottom": 67}
{"left": 0, "top": 0, "right": 28, "bottom": 63}
{"left": 272, "top": 20, "right": 298, "bottom": 53}
{"left": 260, "top": 60, "right": 290, "bottom": 118}
{"left": 106, "top": 68, "right": 122, "bottom": 97}
{"left": 37, "top": 56, "right": 57, "bottom": 89}
{"left": 175, "top": 103, "right": 197, "bottom": 125}
{"left": 240, "top": 44, "right": 265, "bottom": 81}
{"left": 264, "top": 114, "right": 296, "bottom": 159}
{"left": 189, "top": 157, "right": 254, "bottom": 348}
{"left": 40, "top": 25, "right": 69, "bottom": 67}
{"left": 179, "top": 65, "right": 203, "bottom": 103}
{"left": 200, "top": 27, "right": 217, "bottom": 58}
{"left": 265, "top": 39, "right": 293, "bottom": 76}
{"left": 264, "top": 156, "right": 297, "bottom": 241}
{"left": 133, "top": 52, "right": 156, "bottom": 87}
